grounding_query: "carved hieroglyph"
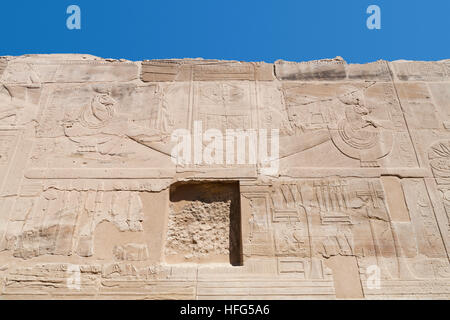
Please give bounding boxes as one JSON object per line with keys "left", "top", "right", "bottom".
{"left": 0, "top": 54, "right": 449, "bottom": 299}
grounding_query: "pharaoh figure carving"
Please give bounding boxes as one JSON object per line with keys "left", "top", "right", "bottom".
{"left": 329, "top": 92, "right": 393, "bottom": 167}
{"left": 429, "top": 140, "right": 450, "bottom": 227}
{"left": 429, "top": 141, "right": 450, "bottom": 182}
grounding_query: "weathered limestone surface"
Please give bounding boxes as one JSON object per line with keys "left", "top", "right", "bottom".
{"left": 0, "top": 54, "right": 449, "bottom": 299}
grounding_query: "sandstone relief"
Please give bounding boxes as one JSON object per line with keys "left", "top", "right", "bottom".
{"left": 0, "top": 54, "right": 449, "bottom": 299}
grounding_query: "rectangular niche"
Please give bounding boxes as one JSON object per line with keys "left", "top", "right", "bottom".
{"left": 165, "top": 181, "right": 243, "bottom": 266}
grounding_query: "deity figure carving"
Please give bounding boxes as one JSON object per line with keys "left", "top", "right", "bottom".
{"left": 329, "top": 93, "right": 393, "bottom": 167}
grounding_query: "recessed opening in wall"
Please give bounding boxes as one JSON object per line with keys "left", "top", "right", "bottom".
{"left": 166, "top": 181, "right": 243, "bottom": 266}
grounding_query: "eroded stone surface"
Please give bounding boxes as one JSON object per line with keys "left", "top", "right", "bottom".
{"left": 0, "top": 54, "right": 449, "bottom": 300}
{"left": 141, "top": 59, "right": 274, "bottom": 82}
{"left": 166, "top": 201, "right": 231, "bottom": 259}
{"left": 0, "top": 57, "right": 8, "bottom": 79}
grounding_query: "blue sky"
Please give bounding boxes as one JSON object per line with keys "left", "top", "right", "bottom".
{"left": 0, "top": 0, "right": 448, "bottom": 63}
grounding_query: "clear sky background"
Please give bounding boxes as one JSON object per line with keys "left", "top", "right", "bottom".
{"left": 0, "top": 0, "right": 448, "bottom": 63}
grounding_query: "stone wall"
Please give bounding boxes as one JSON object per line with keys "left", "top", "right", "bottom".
{"left": 0, "top": 54, "right": 449, "bottom": 299}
